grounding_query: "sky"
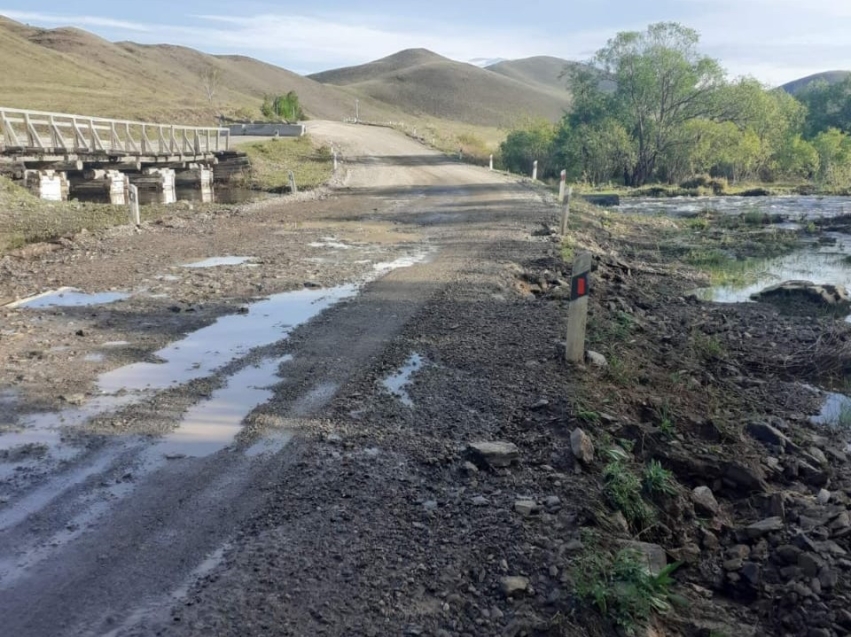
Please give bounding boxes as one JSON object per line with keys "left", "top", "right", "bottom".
{"left": 0, "top": 1, "right": 849, "bottom": 86}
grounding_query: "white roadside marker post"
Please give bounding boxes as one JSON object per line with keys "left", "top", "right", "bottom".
{"left": 565, "top": 251, "right": 591, "bottom": 364}
{"left": 558, "top": 169, "right": 567, "bottom": 203}
{"left": 128, "top": 184, "right": 140, "bottom": 225}
{"left": 489, "top": 154, "right": 494, "bottom": 171}
{"left": 288, "top": 171, "right": 298, "bottom": 194}
{"left": 532, "top": 160, "right": 538, "bottom": 181}
{"left": 561, "top": 186, "right": 573, "bottom": 236}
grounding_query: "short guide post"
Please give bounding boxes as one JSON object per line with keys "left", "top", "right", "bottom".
{"left": 565, "top": 251, "right": 592, "bottom": 363}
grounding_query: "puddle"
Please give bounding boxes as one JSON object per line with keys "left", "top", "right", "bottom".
{"left": 244, "top": 430, "right": 293, "bottom": 458}
{"left": 811, "top": 392, "right": 851, "bottom": 427}
{"left": 147, "top": 357, "right": 289, "bottom": 459}
{"left": 98, "top": 285, "right": 357, "bottom": 394}
{"left": 381, "top": 354, "right": 425, "bottom": 407}
{"left": 616, "top": 195, "right": 851, "bottom": 219}
{"left": 7, "top": 288, "right": 130, "bottom": 309}
{"left": 183, "top": 256, "right": 255, "bottom": 268}
{"left": 692, "top": 233, "right": 851, "bottom": 304}
{"left": 309, "top": 237, "right": 352, "bottom": 250}
{"left": 8, "top": 249, "right": 431, "bottom": 462}
{"left": 84, "top": 353, "right": 105, "bottom": 363}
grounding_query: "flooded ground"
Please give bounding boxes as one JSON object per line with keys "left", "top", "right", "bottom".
{"left": 381, "top": 353, "right": 426, "bottom": 407}
{"left": 616, "top": 195, "right": 851, "bottom": 219}
{"left": 7, "top": 288, "right": 130, "bottom": 309}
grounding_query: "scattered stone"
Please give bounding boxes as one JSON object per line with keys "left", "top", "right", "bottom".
{"left": 798, "top": 553, "right": 824, "bottom": 578}
{"left": 817, "top": 489, "right": 832, "bottom": 505}
{"left": 724, "top": 462, "right": 768, "bottom": 492}
{"left": 830, "top": 512, "right": 851, "bottom": 532}
{"left": 544, "top": 496, "right": 561, "bottom": 509}
{"left": 741, "top": 562, "right": 761, "bottom": 586}
{"left": 818, "top": 566, "right": 838, "bottom": 589}
{"left": 701, "top": 528, "right": 720, "bottom": 550}
{"left": 463, "top": 461, "right": 480, "bottom": 474}
{"left": 471, "top": 496, "right": 489, "bottom": 507}
{"left": 423, "top": 501, "right": 438, "bottom": 512}
{"left": 768, "top": 492, "right": 787, "bottom": 520}
{"left": 692, "top": 486, "right": 720, "bottom": 516}
{"left": 467, "top": 441, "right": 520, "bottom": 469}
{"left": 724, "top": 558, "right": 744, "bottom": 572}
{"left": 565, "top": 539, "right": 584, "bottom": 552}
{"left": 745, "top": 517, "right": 784, "bottom": 538}
{"left": 514, "top": 500, "right": 538, "bottom": 517}
{"left": 500, "top": 576, "right": 530, "bottom": 597}
{"left": 585, "top": 351, "right": 608, "bottom": 368}
{"left": 570, "top": 429, "right": 595, "bottom": 465}
{"left": 746, "top": 422, "right": 793, "bottom": 450}
{"left": 808, "top": 447, "right": 829, "bottom": 467}
{"left": 60, "top": 393, "right": 85, "bottom": 406}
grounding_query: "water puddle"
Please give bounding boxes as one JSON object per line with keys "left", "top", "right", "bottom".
{"left": 98, "top": 285, "right": 357, "bottom": 394}
{"left": 693, "top": 235, "right": 851, "bottom": 303}
{"left": 7, "top": 288, "right": 130, "bottom": 309}
{"left": 147, "top": 357, "right": 289, "bottom": 459}
{"left": 811, "top": 391, "right": 851, "bottom": 427}
{"left": 616, "top": 195, "right": 851, "bottom": 219}
{"left": 182, "top": 256, "right": 255, "bottom": 268}
{"left": 84, "top": 353, "right": 105, "bottom": 363}
{"left": 381, "top": 354, "right": 425, "bottom": 407}
{"left": 309, "top": 237, "right": 352, "bottom": 250}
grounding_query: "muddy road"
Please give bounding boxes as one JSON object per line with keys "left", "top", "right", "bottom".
{"left": 0, "top": 122, "right": 554, "bottom": 635}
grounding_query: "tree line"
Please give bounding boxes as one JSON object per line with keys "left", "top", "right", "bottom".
{"left": 500, "top": 23, "right": 851, "bottom": 190}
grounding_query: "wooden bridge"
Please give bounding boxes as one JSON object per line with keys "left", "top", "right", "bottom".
{"left": 0, "top": 107, "right": 234, "bottom": 203}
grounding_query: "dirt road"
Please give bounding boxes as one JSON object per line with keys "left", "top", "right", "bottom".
{"left": 0, "top": 122, "right": 558, "bottom": 635}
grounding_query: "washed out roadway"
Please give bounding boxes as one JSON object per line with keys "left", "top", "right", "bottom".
{"left": 0, "top": 121, "right": 550, "bottom": 636}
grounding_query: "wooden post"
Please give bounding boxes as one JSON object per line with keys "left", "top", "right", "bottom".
{"left": 532, "top": 160, "right": 538, "bottom": 181}
{"left": 128, "top": 184, "right": 140, "bottom": 225}
{"left": 560, "top": 186, "right": 573, "bottom": 235}
{"left": 565, "top": 251, "right": 591, "bottom": 364}
{"left": 288, "top": 170, "right": 298, "bottom": 194}
{"left": 558, "top": 170, "right": 567, "bottom": 203}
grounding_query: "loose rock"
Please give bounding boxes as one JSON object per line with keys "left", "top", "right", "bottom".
{"left": 467, "top": 441, "right": 520, "bottom": 469}
{"left": 570, "top": 428, "right": 595, "bottom": 465}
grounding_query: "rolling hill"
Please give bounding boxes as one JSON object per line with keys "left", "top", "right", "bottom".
{"left": 782, "top": 70, "right": 851, "bottom": 94}
{"left": 0, "top": 15, "right": 397, "bottom": 125}
{"left": 308, "top": 49, "right": 572, "bottom": 127}
{"left": 485, "top": 56, "right": 575, "bottom": 92}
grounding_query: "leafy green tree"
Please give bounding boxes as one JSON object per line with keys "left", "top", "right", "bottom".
{"left": 577, "top": 22, "right": 726, "bottom": 186}
{"left": 797, "top": 78, "right": 851, "bottom": 137}
{"left": 812, "top": 128, "right": 851, "bottom": 187}
{"left": 499, "top": 119, "right": 558, "bottom": 177}
{"left": 261, "top": 91, "right": 305, "bottom": 121}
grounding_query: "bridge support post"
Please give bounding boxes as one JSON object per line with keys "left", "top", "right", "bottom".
{"left": 176, "top": 164, "right": 214, "bottom": 203}
{"left": 105, "top": 170, "right": 128, "bottom": 205}
{"left": 129, "top": 168, "right": 176, "bottom": 204}
{"left": 24, "top": 170, "right": 69, "bottom": 201}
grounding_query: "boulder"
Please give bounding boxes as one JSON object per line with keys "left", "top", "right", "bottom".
{"left": 746, "top": 517, "right": 784, "bottom": 538}
{"left": 746, "top": 422, "right": 793, "bottom": 451}
{"left": 570, "top": 428, "right": 595, "bottom": 464}
{"left": 585, "top": 351, "right": 608, "bottom": 368}
{"left": 618, "top": 541, "right": 667, "bottom": 576}
{"left": 751, "top": 280, "right": 851, "bottom": 307}
{"left": 692, "top": 486, "right": 720, "bottom": 516}
{"left": 467, "top": 441, "right": 520, "bottom": 468}
{"left": 500, "top": 576, "right": 530, "bottom": 596}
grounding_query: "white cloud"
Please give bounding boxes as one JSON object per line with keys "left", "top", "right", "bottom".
{"left": 0, "top": 9, "right": 150, "bottom": 31}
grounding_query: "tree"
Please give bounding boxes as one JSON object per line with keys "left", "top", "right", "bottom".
{"left": 499, "top": 119, "right": 557, "bottom": 177}
{"left": 200, "top": 65, "right": 222, "bottom": 108}
{"left": 261, "top": 91, "right": 305, "bottom": 122}
{"left": 797, "top": 78, "right": 851, "bottom": 137}
{"left": 812, "top": 128, "right": 851, "bottom": 188}
{"left": 575, "top": 23, "right": 726, "bottom": 186}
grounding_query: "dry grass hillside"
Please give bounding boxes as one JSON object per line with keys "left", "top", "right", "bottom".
{"left": 309, "top": 50, "right": 572, "bottom": 127}
{"left": 0, "top": 16, "right": 397, "bottom": 125}
{"left": 485, "top": 56, "right": 575, "bottom": 92}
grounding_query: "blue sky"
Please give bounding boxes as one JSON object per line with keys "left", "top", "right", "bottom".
{"left": 1, "top": 1, "right": 849, "bottom": 85}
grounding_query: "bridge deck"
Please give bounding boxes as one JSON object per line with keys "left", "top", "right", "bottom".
{"left": 0, "top": 107, "right": 229, "bottom": 161}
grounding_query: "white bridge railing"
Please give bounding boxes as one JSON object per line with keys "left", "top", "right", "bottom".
{"left": 0, "top": 107, "right": 229, "bottom": 156}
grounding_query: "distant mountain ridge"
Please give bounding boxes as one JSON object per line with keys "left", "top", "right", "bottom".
{"left": 782, "top": 70, "right": 851, "bottom": 94}
{"left": 308, "top": 49, "right": 573, "bottom": 127}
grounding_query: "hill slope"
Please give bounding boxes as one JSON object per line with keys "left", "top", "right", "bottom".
{"left": 309, "top": 49, "right": 572, "bottom": 126}
{"left": 485, "top": 56, "right": 575, "bottom": 92}
{"left": 782, "top": 70, "right": 851, "bottom": 94}
{"left": 0, "top": 16, "right": 396, "bottom": 124}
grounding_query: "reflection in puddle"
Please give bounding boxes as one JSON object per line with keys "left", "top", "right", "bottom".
{"left": 8, "top": 288, "right": 130, "bottom": 309}
{"left": 98, "top": 285, "right": 358, "bottom": 394}
{"left": 617, "top": 195, "right": 851, "bottom": 219}
{"left": 182, "top": 256, "right": 255, "bottom": 268}
{"left": 148, "top": 357, "right": 289, "bottom": 459}
{"left": 309, "top": 237, "right": 352, "bottom": 250}
{"left": 694, "top": 234, "right": 851, "bottom": 304}
{"left": 812, "top": 391, "right": 851, "bottom": 427}
{"left": 381, "top": 354, "right": 425, "bottom": 407}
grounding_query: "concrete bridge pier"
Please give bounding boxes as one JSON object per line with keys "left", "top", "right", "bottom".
{"left": 69, "top": 169, "right": 128, "bottom": 205}
{"left": 129, "top": 168, "right": 177, "bottom": 205}
{"left": 24, "top": 170, "right": 69, "bottom": 201}
{"left": 176, "top": 164, "right": 214, "bottom": 203}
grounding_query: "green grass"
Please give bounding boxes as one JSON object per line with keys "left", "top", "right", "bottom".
{"left": 240, "top": 135, "right": 333, "bottom": 192}
{"left": 643, "top": 461, "right": 677, "bottom": 497}
{"left": 603, "top": 455, "right": 654, "bottom": 529}
{"left": 574, "top": 538, "right": 682, "bottom": 635}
